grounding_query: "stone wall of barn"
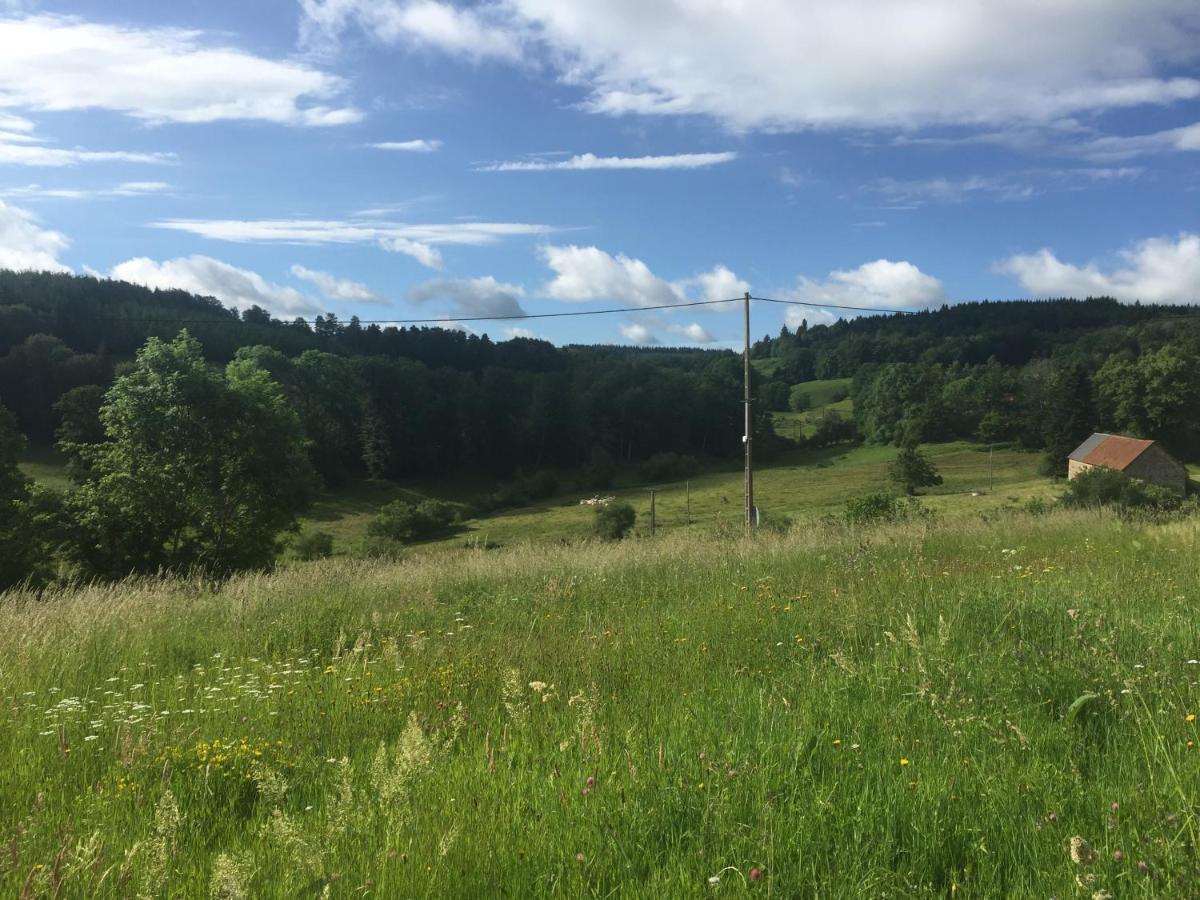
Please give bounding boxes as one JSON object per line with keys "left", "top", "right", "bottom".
{"left": 1067, "top": 459, "right": 1093, "bottom": 481}
{"left": 1124, "top": 445, "right": 1188, "bottom": 496}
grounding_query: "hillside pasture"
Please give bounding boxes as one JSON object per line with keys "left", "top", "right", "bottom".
{"left": 1, "top": 513, "right": 1196, "bottom": 897}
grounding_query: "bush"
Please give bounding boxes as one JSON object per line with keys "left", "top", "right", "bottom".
{"left": 758, "top": 380, "right": 791, "bottom": 412}
{"left": 367, "top": 499, "right": 461, "bottom": 544}
{"left": 889, "top": 445, "right": 943, "bottom": 496}
{"left": 788, "top": 389, "right": 811, "bottom": 412}
{"left": 843, "top": 491, "right": 930, "bottom": 526}
{"left": 293, "top": 530, "right": 334, "bottom": 561}
{"left": 593, "top": 500, "right": 636, "bottom": 540}
{"left": 808, "top": 410, "right": 859, "bottom": 448}
{"left": 829, "top": 386, "right": 849, "bottom": 403}
{"left": 1061, "top": 467, "right": 1181, "bottom": 513}
{"left": 638, "top": 452, "right": 698, "bottom": 483}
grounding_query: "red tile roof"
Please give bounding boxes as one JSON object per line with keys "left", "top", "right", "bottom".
{"left": 1074, "top": 434, "right": 1154, "bottom": 471}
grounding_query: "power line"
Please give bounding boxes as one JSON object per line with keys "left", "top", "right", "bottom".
{"left": 21, "top": 294, "right": 927, "bottom": 327}
{"left": 753, "top": 296, "right": 918, "bottom": 315}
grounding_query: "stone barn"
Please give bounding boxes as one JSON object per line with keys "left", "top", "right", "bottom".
{"left": 1067, "top": 433, "right": 1188, "bottom": 496}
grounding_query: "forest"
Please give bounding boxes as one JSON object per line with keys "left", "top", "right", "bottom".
{"left": 3, "top": 270, "right": 1200, "bottom": 588}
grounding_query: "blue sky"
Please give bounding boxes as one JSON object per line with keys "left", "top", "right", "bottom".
{"left": 0, "top": 0, "right": 1198, "bottom": 347}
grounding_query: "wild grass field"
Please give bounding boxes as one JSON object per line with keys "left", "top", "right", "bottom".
{"left": 2, "top": 512, "right": 1197, "bottom": 897}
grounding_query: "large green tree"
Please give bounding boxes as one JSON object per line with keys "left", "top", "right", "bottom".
{"left": 65, "top": 331, "right": 317, "bottom": 577}
{"left": 0, "top": 401, "right": 33, "bottom": 589}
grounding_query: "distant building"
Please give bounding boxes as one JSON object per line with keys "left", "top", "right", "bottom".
{"left": 1067, "top": 433, "right": 1188, "bottom": 495}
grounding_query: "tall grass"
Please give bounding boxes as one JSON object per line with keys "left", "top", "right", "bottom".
{"left": 1, "top": 512, "right": 1197, "bottom": 897}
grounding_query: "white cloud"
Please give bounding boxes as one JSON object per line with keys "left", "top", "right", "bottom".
{"left": 2, "top": 181, "right": 170, "bottom": 200}
{"left": 369, "top": 139, "right": 443, "bottom": 152}
{"left": 0, "top": 14, "right": 359, "bottom": 126}
{"left": 479, "top": 151, "right": 736, "bottom": 171}
{"left": 666, "top": 322, "right": 715, "bottom": 343}
{"left": 997, "top": 233, "right": 1200, "bottom": 304}
{"left": 1080, "top": 121, "right": 1200, "bottom": 161}
{"left": 153, "top": 218, "right": 554, "bottom": 270}
{"left": 618, "top": 322, "right": 657, "bottom": 345}
{"left": 155, "top": 217, "right": 550, "bottom": 250}
{"left": 675, "top": 264, "right": 748, "bottom": 304}
{"left": 302, "top": 1, "right": 1200, "bottom": 133}
{"left": 408, "top": 276, "right": 526, "bottom": 318}
{"left": 542, "top": 244, "right": 681, "bottom": 306}
{"left": 503, "top": 326, "right": 537, "bottom": 340}
{"left": 541, "top": 245, "right": 749, "bottom": 313}
{"left": 789, "top": 259, "right": 945, "bottom": 313}
{"left": 377, "top": 236, "right": 444, "bottom": 269}
{"left": 299, "top": 0, "right": 523, "bottom": 62}
{"left": 110, "top": 255, "right": 322, "bottom": 317}
{"left": 0, "top": 199, "right": 70, "bottom": 272}
{"left": 289, "top": 264, "right": 388, "bottom": 304}
{"left": 0, "top": 141, "right": 173, "bottom": 167}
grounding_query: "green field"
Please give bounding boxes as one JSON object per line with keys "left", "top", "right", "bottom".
{"left": 770, "top": 377, "right": 853, "bottom": 441}
{"left": 289, "top": 441, "right": 1054, "bottom": 556}
{"left": 2, "top": 512, "right": 1197, "bottom": 897}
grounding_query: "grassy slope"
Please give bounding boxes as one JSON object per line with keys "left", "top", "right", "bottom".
{"left": 298, "top": 441, "right": 1054, "bottom": 555}
{"left": 2, "top": 514, "right": 1197, "bottom": 897}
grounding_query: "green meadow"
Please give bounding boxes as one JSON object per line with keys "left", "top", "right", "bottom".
{"left": 2, "top": 512, "right": 1198, "bottom": 897}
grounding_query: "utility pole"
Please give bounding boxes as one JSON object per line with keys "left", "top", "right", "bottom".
{"left": 686, "top": 480, "right": 691, "bottom": 526}
{"left": 648, "top": 489, "right": 657, "bottom": 536}
{"left": 743, "top": 291, "right": 754, "bottom": 531}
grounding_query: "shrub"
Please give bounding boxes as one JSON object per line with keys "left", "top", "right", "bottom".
{"left": 829, "top": 386, "right": 849, "bottom": 403}
{"left": 367, "top": 499, "right": 461, "bottom": 544}
{"left": 758, "top": 380, "right": 791, "bottom": 412}
{"left": 292, "top": 530, "right": 334, "bottom": 561}
{"left": 808, "top": 410, "right": 859, "bottom": 448}
{"left": 1061, "top": 467, "right": 1181, "bottom": 513}
{"left": 843, "top": 491, "right": 930, "bottom": 526}
{"left": 638, "top": 452, "right": 698, "bottom": 483}
{"left": 889, "top": 445, "right": 943, "bottom": 496}
{"left": 593, "top": 500, "right": 636, "bottom": 540}
{"left": 1023, "top": 497, "right": 1049, "bottom": 516}
{"left": 788, "top": 389, "right": 811, "bottom": 412}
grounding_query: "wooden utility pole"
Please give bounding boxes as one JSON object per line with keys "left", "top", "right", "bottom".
{"left": 686, "top": 480, "right": 691, "bottom": 526}
{"left": 743, "top": 291, "right": 754, "bottom": 531}
{"left": 648, "top": 489, "right": 657, "bottom": 536}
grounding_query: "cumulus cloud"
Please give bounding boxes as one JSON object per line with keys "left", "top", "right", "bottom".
{"left": 300, "top": 1, "right": 1200, "bottom": 133}
{"left": 479, "top": 151, "right": 737, "bottom": 172}
{"left": 0, "top": 14, "right": 359, "bottom": 126}
{"left": 674, "top": 264, "right": 749, "bottom": 304}
{"left": 666, "top": 322, "right": 715, "bottom": 342}
{"left": 618, "top": 322, "right": 658, "bottom": 345}
{"left": 542, "top": 245, "right": 681, "bottom": 306}
{"left": 407, "top": 275, "right": 526, "bottom": 318}
{"left": 299, "top": 0, "right": 523, "bottom": 61}
{"left": 789, "top": 259, "right": 945, "bottom": 313}
{"left": 0, "top": 199, "right": 70, "bottom": 272}
{"left": 369, "top": 139, "right": 443, "bottom": 152}
{"left": 110, "top": 255, "right": 322, "bottom": 317}
{"left": 377, "top": 236, "right": 444, "bottom": 269}
{"left": 997, "top": 233, "right": 1200, "bottom": 304}
{"left": 289, "top": 264, "right": 388, "bottom": 304}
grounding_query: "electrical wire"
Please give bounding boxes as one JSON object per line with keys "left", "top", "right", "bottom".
{"left": 752, "top": 296, "right": 917, "bottom": 315}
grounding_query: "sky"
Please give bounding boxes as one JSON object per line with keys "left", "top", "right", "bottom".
{"left": 0, "top": 0, "right": 1198, "bottom": 348}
